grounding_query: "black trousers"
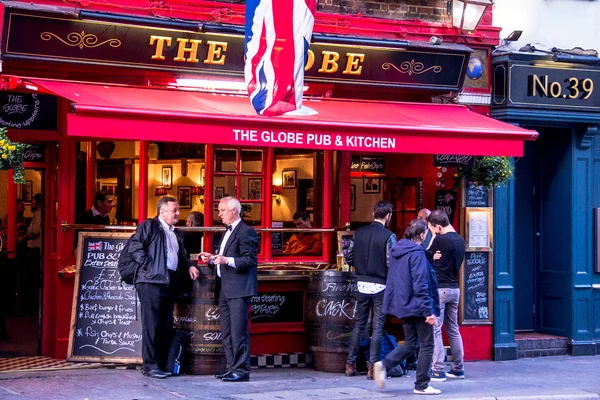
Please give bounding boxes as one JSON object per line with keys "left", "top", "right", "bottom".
{"left": 219, "top": 289, "right": 251, "bottom": 377}
{"left": 382, "top": 316, "right": 434, "bottom": 390}
{"left": 137, "top": 273, "right": 176, "bottom": 372}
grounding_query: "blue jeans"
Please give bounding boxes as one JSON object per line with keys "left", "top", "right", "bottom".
{"left": 433, "top": 288, "right": 464, "bottom": 373}
{"left": 346, "top": 290, "right": 386, "bottom": 365}
{"left": 383, "top": 317, "right": 434, "bottom": 390}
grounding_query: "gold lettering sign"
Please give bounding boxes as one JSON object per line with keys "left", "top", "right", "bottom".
{"left": 174, "top": 38, "right": 203, "bottom": 63}
{"left": 318, "top": 51, "right": 340, "bottom": 73}
{"left": 343, "top": 53, "right": 365, "bottom": 75}
{"left": 530, "top": 74, "right": 594, "bottom": 99}
{"left": 204, "top": 41, "right": 228, "bottom": 65}
{"left": 149, "top": 36, "right": 172, "bottom": 61}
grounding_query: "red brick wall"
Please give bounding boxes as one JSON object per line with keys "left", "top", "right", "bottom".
{"left": 317, "top": 0, "right": 451, "bottom": 23}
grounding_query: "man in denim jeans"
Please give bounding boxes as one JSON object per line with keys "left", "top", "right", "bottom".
{"left": 427, "top": 210, "right": 466, "bottom": 381}
{"left": 345, "top": 201, "right": 396, "bottom": 379}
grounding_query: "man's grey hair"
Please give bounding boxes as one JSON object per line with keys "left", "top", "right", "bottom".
{"left": 156, "top": 195, "right": 177, "bottom": 216}
{"left": 187, "top": 211, "right": 204, "bottom": 226}
{"left": 220, "top": 196, "right": 241, "bottom": 215}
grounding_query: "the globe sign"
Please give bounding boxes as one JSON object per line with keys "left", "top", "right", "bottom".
{"left": 466, "top": 56, "right": 484, "bottom": 80}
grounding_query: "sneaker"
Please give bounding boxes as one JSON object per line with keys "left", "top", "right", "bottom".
{"left": 373, "top": 361, "right": 386, "bottom": 389}
{"left": 446, "top": 370, "right": 465, "bottom": 379}
{"left": 430, "top": 370, "right": 446, "bottom": 382}
{"left": 414, "top": 386, "right": 441, "bottom": 395}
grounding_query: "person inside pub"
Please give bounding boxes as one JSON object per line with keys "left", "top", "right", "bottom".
{"left": 283, "top": 211, "right": 322, "bottom": 256}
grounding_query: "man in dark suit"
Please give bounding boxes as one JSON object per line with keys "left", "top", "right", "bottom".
{"left": 129, "top": 196, "right": 195, "bottom": 379}
{"left": 77, "top": 190, "right": 114, "bottom": 225}
{"left": 196, "top": 196, "right": 258, "bottom": 382}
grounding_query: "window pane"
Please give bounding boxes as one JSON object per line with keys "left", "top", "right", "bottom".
{"left": 242, "top": 203, "right": 262, "bottom": 226}
{"left": 243, "top": 177, "right": 262, "bottom": 201}
{"left": 214, "top": 148, "right": 237, "bottom": 172}
{"left": 214, "top": 175, "right": 236, "bottom": 200}
{"left": 241, "top": 150, "right": 263, "bottom": 173}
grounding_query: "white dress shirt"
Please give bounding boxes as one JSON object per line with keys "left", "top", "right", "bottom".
{"left": 159, "top": 217, "right": 179, "bottom": 271}
{"left": 216, "top": 218, "right": 241, "bottom": 277}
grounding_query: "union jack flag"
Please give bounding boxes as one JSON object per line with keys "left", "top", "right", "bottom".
{"left": 87, "top": 242, "right": 102, "bottom": 251}
{"left": 244, "top": 0, "right": 317, "bottom": 116}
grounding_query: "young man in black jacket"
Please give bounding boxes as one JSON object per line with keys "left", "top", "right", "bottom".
{"left": 128, "top": 195, "right": 195, "bottom": 379}
{"left": 345, "top": 201, "right": 396, "bottom": 379}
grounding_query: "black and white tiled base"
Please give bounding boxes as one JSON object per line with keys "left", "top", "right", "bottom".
{"left": 251, "top": 352, "right": 312, "bottom": 369}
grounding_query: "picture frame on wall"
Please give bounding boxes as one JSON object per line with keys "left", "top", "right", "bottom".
{"left": 178, "top": 186, "right": 192, "bottom": 209}
{"left": 350, "top": 185, "right": 356, "bottom": 211}
{"left": 215, "top": 187, "right": 225, "bottom": 200}
{"left": 162, "top": 166, "right": 173, "bottom": 189}
{"left": 248, "top": 178, "right": 262, "bottom": 200}
{"left": 363, "top": 178, "right": 380, "bottom": 194}
{"left": 282, "top": 169, "right": 297, "bottom": 189}
{"left": 20, "top": 180, "right": 33, "bottom": 204}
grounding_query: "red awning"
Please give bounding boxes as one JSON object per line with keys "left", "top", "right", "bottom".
{"left": 25, "top": 78, "right": 537, "bottom": 156}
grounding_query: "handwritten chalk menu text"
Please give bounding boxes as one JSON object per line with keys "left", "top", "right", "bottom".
{"left": 250, "top": 291, "right": 304, "bottom": 323}
{"left": 68, "top": 232, "right": 142, "bottom": 363}
{"left": 462, "top": 251, "right": 491, "bottom": 323}
{"left": 466, "top": 183, "right": 489, "bottom": 207}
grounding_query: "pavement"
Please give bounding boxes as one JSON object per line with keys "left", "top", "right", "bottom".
{"left": 0, "top": 355, "right": 599, "bottom": 400}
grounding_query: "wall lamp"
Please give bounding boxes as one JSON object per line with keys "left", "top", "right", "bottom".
{"left": 272, "top": 185, "right": 283, "bottom": 205}
{"left": 451, "top": 0, "right": 493, "bottom": 32}
{"left": 155, "top": 186, "right": 168, "bottom": 197}
{"left": 191, "top": 186, "right": 205, "bottom": 203}
{"left": 78, "top": 10, "right": 204, "bottom": 32}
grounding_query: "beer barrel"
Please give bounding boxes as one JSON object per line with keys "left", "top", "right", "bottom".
{"left": 174, "top": 266, "right": 226, "bottom": 375}
{"left": 305, "top": 270, "right": 357, "bottom": 373}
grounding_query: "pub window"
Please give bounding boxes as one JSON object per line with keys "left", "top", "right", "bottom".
{"left": 212, "top": 147, "right": 264, "bottom": 252}
{"left": 271, "top": 148, "right": 324, "bottom": 259}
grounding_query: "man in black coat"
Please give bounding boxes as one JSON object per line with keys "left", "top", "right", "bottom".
{"left": 345, "top": 201, "right": 396, "bottom": 379}
{"left": 129, "top": 196, "right": 195, "bottom": 379}
{"left": 198, "top": 196, "right": 258, "bottom": 382}
{"left": 77, "top": 191, "right": 114, "bottom": 225}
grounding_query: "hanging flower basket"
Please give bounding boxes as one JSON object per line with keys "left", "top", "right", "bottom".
{"left": 0, "top": 126, "right": 30, "bottom": 184}
{"left": 455, "top": 156, "right": 514, "bottom": 189}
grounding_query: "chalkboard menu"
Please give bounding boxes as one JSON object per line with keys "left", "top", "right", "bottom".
{"left": 68, "top": 232, "right": 142, "bottom": 363}
{"left": 0, "top": 93, "right": 57, "bottom": 130}
{"left": 462, "top": 251, "right": 491, "bottom": 324}
{"left": 435, "top": 190, "right": 457, "bottom": 225}
{"left": 250, "top": 291, "right": 304, "bottom": 323}
{"left": 466, "top": 182, "right": 489, "bottom": 207}
{"left": 350, "top": 155, "right": 385, "bottom": 173}
{"left": 433, "top": 154, "right": 474, "bottom": 167}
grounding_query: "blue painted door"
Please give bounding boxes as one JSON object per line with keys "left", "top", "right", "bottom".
{"left": 514, "top": 141, "right": 538, "bottom": 331}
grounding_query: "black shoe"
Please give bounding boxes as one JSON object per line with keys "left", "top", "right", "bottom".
{"left": 221, "top": 373, "right": 249, "bottom": 382}
{"left": 160, "top": 369, "right": 173, "bottom": 377}
{"left": 142, "top": 369, "right": 168, "bottom": 379}
{"left": 215, "top": 370, "right": 233, "bottom": 379}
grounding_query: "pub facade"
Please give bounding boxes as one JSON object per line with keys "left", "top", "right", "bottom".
{"left": 0, "top": 0, "right": 537, "bottom": 367}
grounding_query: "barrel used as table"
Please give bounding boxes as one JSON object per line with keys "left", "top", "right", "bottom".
{"left": 305, "top": 270, "right": 357, "bottom": 373}
{"left": 174, "top": 266, "right": 226, "bottom": 375}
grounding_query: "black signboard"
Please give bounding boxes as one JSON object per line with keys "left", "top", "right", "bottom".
{"left": 462, "top": 251, "right": 491, "bottom": 323}
{"left": 250, "top": 291, "right": 304, "bottom": 323}
{"left": 23, "top": 144, "right": 45, "bottom": 163}
{"left": 493, "top": 55, "right": 600, "bottom": 112}
{"left": 2, "top": 8, "right": 471, "bottom": 91}
{"left": 351, "top": 155, "right": 385, "bottom": 173}
{"left": 466, "top": 183, "right": 489, "bottom": 207}
{"left": 68, "top": 232, "right": 142, "bottom": 363}
{"left": 0, "top": 93, "right": 57, "bottom": 131}
{"left": 433, "top": 154, "right": 474, "bottom": 167}
{"left": 435, "top": 190, "right": 457, "bottom": 225}
{"left": 271, "top": 232, "right": 283, "bottom": 250}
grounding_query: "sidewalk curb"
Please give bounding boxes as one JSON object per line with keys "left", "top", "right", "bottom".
{"left": 491, "top": 394, "right": 600, "bottom": 400}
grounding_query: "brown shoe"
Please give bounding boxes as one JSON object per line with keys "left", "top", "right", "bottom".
{"left": 367, "top": 363, "right": 374, "bottom": 380}
{"left": 345, "top": 363, "right": 357, "bottom": 376}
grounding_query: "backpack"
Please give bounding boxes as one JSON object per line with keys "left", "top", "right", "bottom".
{"left": 359, "top": 332, "right": 407, "bottom": 377}
{"left": 165, "top": 329, "right": 193, "bottom": 375}
{"left": 117, "top": 238, "right": 140, "bottom": 285}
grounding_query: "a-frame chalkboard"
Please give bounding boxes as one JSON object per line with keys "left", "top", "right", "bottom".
{"left": 67, "top": 232, "right": 142, "bottom": 364}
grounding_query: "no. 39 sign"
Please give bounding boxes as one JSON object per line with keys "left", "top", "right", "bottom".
{"left": 530, "top": 74, "right": 594, "bottom": 100}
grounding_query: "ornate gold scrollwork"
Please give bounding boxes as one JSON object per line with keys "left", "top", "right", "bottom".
{"left": 41, "top": 31, "right": 122, "bottom": 49}
{"left": 382, "top": 60, "right": 442, "bottom": 76}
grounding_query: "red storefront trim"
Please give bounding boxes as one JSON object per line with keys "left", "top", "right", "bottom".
{"left": 23, "top": 78, "right": 537, "bottom": 156}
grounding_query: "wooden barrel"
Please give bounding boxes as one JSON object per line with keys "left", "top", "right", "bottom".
{"left": 305, "top": 270, "right": 357, "bottom": 373}
{"left": 174, "top": 267, "right": 226, "bottom": 375}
